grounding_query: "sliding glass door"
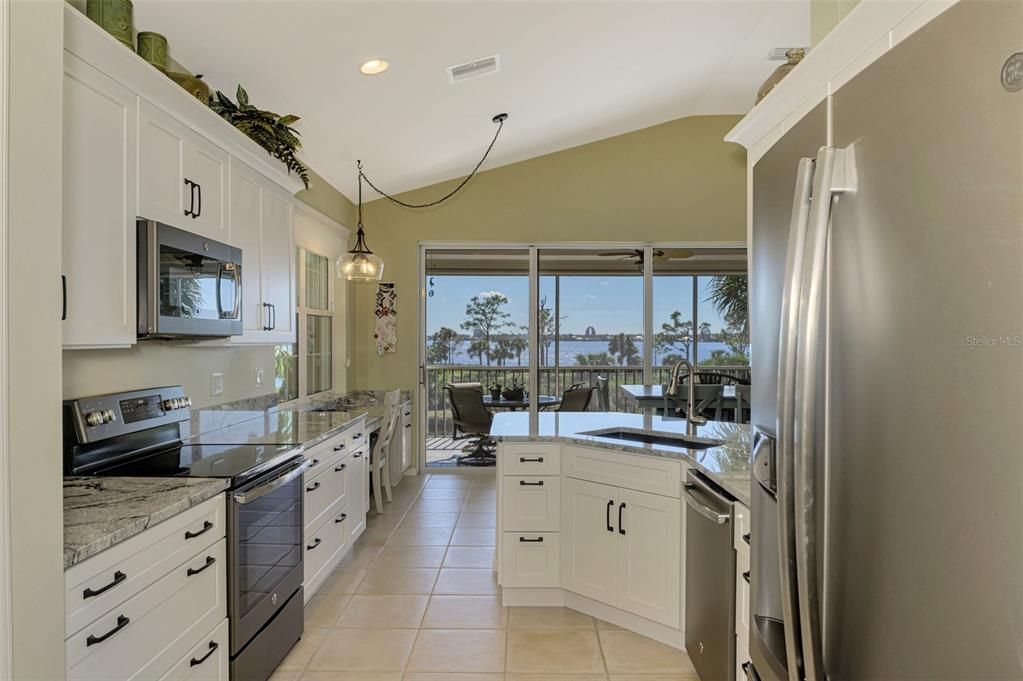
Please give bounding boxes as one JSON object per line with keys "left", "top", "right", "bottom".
{"left": 418, "top": 243, "right": 747, "bottom": 471}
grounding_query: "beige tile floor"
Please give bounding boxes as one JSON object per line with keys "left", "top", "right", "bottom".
{"left": 273, "top": 472, "right": 700, "bottom": 681}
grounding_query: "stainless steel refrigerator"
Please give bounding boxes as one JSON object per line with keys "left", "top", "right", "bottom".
{"left": 748, "top": 2, "right": 1023, "bottom": 679}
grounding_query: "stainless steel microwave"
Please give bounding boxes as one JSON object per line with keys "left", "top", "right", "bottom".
{"left": 137, "top": 220, "right": 243, "bottom": 339}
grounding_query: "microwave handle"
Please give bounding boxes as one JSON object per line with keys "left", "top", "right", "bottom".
{"left": 215, "top": 263, "right": 241, "bottom": 321}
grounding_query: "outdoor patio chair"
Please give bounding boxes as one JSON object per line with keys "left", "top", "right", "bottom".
{"left": 444, "top": 383, "right": 496, "bottom": 466}
{"left": 557, "top": 385, "right": 595, "bottom": 412}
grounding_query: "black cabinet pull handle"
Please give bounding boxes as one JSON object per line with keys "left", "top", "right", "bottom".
{"left": 518, "top": 536, "right": 544, "bottom": 543}
{"left": 269, "top": 303, "right": 275, "bottom": 330}
{"left": 61, "top": 275, "right": 67, "bottom": 321}
{"left": 86, "top": 614, "right": 130, "bottom": 646}
{"left": 404, "top": 423, "right": 412, "bottom": 428}
{"left": 335, "top": 513, "right": 347, "bottom": 524}
{"left": 742, "top": 532, "right": 751, "bottom": 545}
{"left": 618, "top": 502, "right": 626, "bottom": 535}
{"left": 306, "top": 481, "right": 321, "bottom": 492}
{"left": 310, "top": 458, "right": 320, "bottom": 466}
{"left": 742, "top": 570, "right": 751, "bottom": 584}
{"left": 307, "top": 537, "right": 322, "bottom": 550}
{"left": 518, "top": 480, "right": 544, "bottom": 486}
{"left": 519, "top": 456, "right": 544, "bottom": 463}
{"left": 190, "top": 641, "right": 219, "bottom": 667}
{"left": 187, "top": 556, "right": 216, "bottom": 577}
{"left": 82, "top": 570, "right": 126, "bottom": 599}
{"left": 183, "top": 179, "right": 194, "bottom": 217}
{"left": 335, "top": 464, "right": 347, "bottom": 472}
{"left": 184, "top": 520, "right": 214, "bottom": 540}
{"left": 195, "top": 182, "right": 202, "bottom": 218}
{"left": 606, "top": 500, "right": 614, "bottom": 532}
{"left": 353, "top": 453, "right": 362, "bottom": 459}
{"left": 334, "top": 444, "right": 346, "bottom": 451}
{"left": 354, "top": 432, "right": 364, "bottom": 439}
{"left": 262, "top": 302, "right": 272, "bottom": 331}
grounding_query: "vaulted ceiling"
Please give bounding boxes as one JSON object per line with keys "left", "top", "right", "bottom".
{"left": 134, "top": 1, "right": 808, "bottom": 201}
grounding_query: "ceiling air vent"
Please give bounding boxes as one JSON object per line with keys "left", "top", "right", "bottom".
{"left": 447, "top": 54, "right": 501, "bottom": 83}
{"left": 768, "top": 47, "right": 809, "bottom": 61}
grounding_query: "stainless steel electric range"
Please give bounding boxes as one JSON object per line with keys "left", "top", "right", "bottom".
{"left": 63, "top": 386, "right": 308, "bottom": 681}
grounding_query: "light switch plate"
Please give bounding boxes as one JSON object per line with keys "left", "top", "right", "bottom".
{"left": 255, "top": 368, "right": 264, "bottom": 388}
{"left": 211, "top": 372, "right": 224, "bottom": 397}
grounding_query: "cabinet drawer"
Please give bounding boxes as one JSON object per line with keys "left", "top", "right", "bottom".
{"left": 735, "top": 562, "right": 750, "bottom": 646}
{"left": 500, "top": 532, "right": 560, "bottom": 588}
{"left": 304, "top": 511, "right": 348, "bottom": 595}
{"left": 158, "top": 618, "right": 229, "bottom": 681}
{"left": 733, "top": 501, "right": 751, "bottom": 558}
{"left": 304, "top": 434, "right": 347, "bottom": 479}
{"left": 563, "top": 446, "right": 681, "bottom": 498}
{"left": 501, "top": 476, "right": 560, "bottom": 531}
{"left": 502, "top": 445, "right": 560, "bottom": 476}
{"left": 304, "top": 459, "right": 347, "bottom": 532}
{"left": 67, "top": 539, "right": 227, "bottom": 680}
{"left": 65, "top": 495, "right": 225, "bottom": 638}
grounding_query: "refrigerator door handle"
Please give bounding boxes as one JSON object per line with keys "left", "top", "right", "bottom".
{"left": 792, "top": 145, "right": 857, "bottom": 681}
{"left": 775, "top": 156, "right": 815, "bottom": 681}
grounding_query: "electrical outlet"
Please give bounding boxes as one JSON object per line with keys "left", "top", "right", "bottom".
{"left": 211, "top": 372, "right": 224, "bottom": 397}
{"left": 255, "top": 368, "right": 264, "bottom": 388}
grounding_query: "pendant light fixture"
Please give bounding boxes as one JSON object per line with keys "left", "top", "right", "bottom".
{"left": 338, "top": 161, "right": 384, "bottom": 281}
{"left": 339, "top": 113, "right": 508, "bottom": 282}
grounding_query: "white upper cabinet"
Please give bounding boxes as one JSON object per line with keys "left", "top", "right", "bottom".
{"left": 260, "top": 187, "right": 295, "bottom": 343}
{"left": 230, "top": 159, "right": 296, "bottom": 345}
{"left": 139, "top": 101, "right": 228, "bottom": 243}
{"left": 62, "top": 52, "right": 137, "bottom": 348}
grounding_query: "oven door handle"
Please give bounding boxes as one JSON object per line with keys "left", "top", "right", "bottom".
{"left": 233, "top": 458, "right": 310, "bottom": 505}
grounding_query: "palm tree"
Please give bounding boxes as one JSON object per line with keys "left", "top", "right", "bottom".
{"left": 707, "top": 275, "right": 748, "bottom": 337}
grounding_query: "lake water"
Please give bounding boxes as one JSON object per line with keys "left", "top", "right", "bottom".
{"left": 428, "top": 338, "right": 738, "bottom": 366}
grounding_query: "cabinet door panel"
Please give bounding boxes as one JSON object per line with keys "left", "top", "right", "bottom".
{"left": 62, "top": 53, "right": 137, "bottom": 348}
{"left": 228, "top": 161, "right": 265, "bottom": 340}
{"left": 617, "top": 488, "right": 681, "bottom": 627}
{"left": 138, "top": 101, "right": 185, "bottom": 227}
{"left": 183, "top": 137, "right": 228, "bottom": 242}
{"left": 261, "top": 187, "right": 295, "bottom": 342}
{"left": 561, "top": 477, "right": 618, "bottom": 606}
{"left": 347, "top": 451, "right": 368, "bottom": 543}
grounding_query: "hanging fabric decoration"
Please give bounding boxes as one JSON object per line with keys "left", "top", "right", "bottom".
{"left": 374, "top": 283, "right": 397, "bottom": 356}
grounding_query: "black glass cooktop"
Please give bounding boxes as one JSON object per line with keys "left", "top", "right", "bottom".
{"left": 96, "top": 442, "right": 301, "bottom": 487}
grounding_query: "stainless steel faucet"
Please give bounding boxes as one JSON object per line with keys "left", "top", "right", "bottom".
{"left": 665, "top": 359, "right": 707, "bottom": 426}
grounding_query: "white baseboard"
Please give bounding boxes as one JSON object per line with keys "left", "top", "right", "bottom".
{"left": 501, "top": 588, "right": 685, "bottom": 651}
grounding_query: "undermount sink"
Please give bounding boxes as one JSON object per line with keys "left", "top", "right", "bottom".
{"left": 581, "top": 428, "right": 723, "bottom": 450}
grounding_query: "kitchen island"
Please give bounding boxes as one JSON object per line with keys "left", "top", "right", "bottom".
{"left": 491, "top": 410, "right": 752, "bottom": 670}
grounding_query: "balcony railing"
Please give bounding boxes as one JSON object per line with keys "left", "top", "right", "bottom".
{"left": 425, "top": 364, "right": 751, "bottom": 439}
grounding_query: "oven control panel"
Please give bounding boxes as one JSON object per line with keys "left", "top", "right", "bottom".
{"left": 66, "top": 385, "right": 191, "bottom": 444}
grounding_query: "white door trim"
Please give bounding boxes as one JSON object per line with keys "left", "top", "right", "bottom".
{"left": 0, "top": 0, "right": 12, "bottom": 675}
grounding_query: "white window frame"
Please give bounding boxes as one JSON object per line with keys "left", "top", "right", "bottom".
{"left": 287, "top": 204, "right": 349, "bottom": 401}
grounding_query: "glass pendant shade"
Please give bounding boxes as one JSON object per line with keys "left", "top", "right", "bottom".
{"left": 338, "top": 225, "right": 383, "bottom": 281}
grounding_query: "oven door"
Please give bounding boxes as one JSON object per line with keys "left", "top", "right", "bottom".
{"left": 229, "top": 456, "right": 308, "bottom": 655}
{"left": 138, "top": 220, "right": 243, "bottom": 338}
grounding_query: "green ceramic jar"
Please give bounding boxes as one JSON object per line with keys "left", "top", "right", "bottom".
{"left": 86, "top": 0, "right": 134, "bottom": 50}
{"left": 136, "top": 31, "right": 168, "bottom": 72}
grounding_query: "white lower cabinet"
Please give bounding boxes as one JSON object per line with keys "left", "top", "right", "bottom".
{"left": 561, "top": 477, "right": 620, "bottom": 605}
{"left": 347, "top": 446, "right": 369, "bottom": 542}
{"left": 616, "top": 487, "right": 681, "bottom": 627}
{"left": 64, "top": 495, "right": 228, "bottom": 681}
{"left": 304, "top": 510, "right": 349, "bottom": 597}
{"left": 159, "top": 619, "right": 229, "bottom": 681}
{"left": 500, "top": 532, "right": 560, "bottom": 587}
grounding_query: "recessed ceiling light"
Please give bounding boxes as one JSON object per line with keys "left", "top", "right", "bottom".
{"left": 360, "top": 58, "right": 389, "bottom": 75}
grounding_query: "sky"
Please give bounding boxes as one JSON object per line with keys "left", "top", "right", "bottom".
{"left": 426, "top": 274, "right": 734, "bottom": 335}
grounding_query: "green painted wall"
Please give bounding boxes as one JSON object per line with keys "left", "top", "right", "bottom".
{"left": 348, "top": 114, "right": 746, "bottom": 394}
{"left": 811, "top": 0, "right": 861, "bottom": 45}
{"left": 297, "top": 165, "right": 358, "bottom": 227}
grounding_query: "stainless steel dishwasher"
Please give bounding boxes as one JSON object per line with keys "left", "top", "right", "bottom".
{"left": 684, "top": 469, "right": 736, "bottom": 681}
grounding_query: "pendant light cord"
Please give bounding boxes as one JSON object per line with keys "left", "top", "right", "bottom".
{"left": 358, "top": 113, "right": 508, "bottom": 210}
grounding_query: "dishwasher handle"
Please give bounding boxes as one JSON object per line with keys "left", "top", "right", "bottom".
{"left": 683, "top": 480, "right": 732, "bottom": 525}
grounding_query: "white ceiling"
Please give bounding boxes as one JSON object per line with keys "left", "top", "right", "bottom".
{"left": 134, "top": 1, "right": 808, "bottom": 202}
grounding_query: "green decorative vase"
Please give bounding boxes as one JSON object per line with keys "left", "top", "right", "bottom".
{"left": 86, "top": 0, "right": 134, "bottom": 50}
{"left": 136, "top": 31, "right": 168, "bottom": 72}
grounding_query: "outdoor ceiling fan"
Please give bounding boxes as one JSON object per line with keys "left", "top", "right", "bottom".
{"left": 596, "top": 248, "right": 695, "bottom": 267}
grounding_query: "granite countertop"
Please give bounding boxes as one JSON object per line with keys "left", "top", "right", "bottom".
{"left": 491, "top": 412, "right": 753, "bottom": 506}
{"left": 64, "top": 477, "right": 228, "bottom": 570}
